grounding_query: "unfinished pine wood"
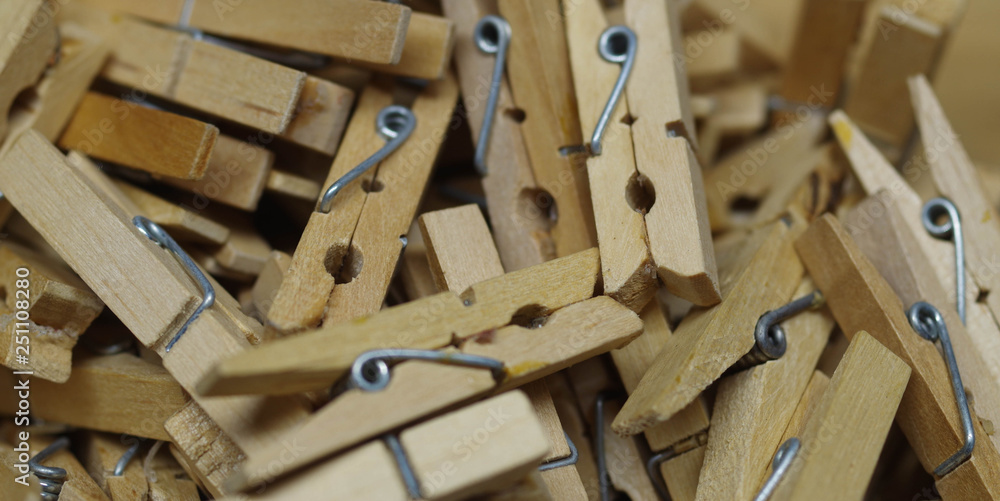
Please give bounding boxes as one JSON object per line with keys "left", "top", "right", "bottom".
{"left": 420, "top": 204, "right": 504, "bottom": 293}
{"left": 202, "top": 247, "right": 600, "bottom": 396}
{"left": 324, "top": 73, "right": 459, "bottom": 323}
{"left": 0, "top": 131, "right": 309, "bottom": 463}
{"left": 209, "top": 219, "right": 272, "bottom": 277}
{"left": 614, "top": 219, "right": 804, "bottom": 436}
{"left": 777, "top": 370, "right": 831, "bottom": 446}
{"left": 111, "top": 180, "right": 230, "bottom": 246}
{"left": 0, "top": 352, "right": 185, "bottom": 441}
{"left": 661, "top": 446, "right": 706, "bottom": 501}
{"left": 695, "top": 277, "right": 834, "bottom": 501}
{"left": 185, "top": 0, "right": 411, "bottom": 64}
{"left": 240, "top": 392, "right": 547, "bottom": 500}
{"left": 598, "top": 396, "right": 661, "bottom": 501}
{"left": 771, "top": 332, "right": 910, "bottom": 501}
{"left": 847, "top": 193, "right": 1000, "bottom": 454}
{"left": 2, "top": 21, "right": 108, "bottom": 150}
{"left": 0, "top": 0, "right": 57, "bottom": 142}
{"left": 59, "top": 92, "right": 218, "bottom": 180}
{"left": 400, "top": 223, "right": 439, "bottom": 301}
{"left": 525, "top": 381, "right": 572, "bottom": 462}
{"left": 685, "top": 29, "right": 741, "bottom": 91}
{"left": 164, "top": 402, "right": 245, "bottom": 499}
{"left": 564, "top": 0, "right": 656, "bottom": 311}
{"left": 264, "top": 169, "right": 321, "bottom": 202}
{"left": 250, "top": 251, "right": 291, "bottom": 321}
{"left": 282, "top": 75, "right": 355, "bottom": 155}
{"left": 266, "top": 80, "right": 394, "bottom": 332}
{"left": 159, "top": 135, "right": 273, "bottom": 211}
{"left": 487, "top": 471, "right": 554, "bottom": 501}
{"left": 443, "top": 0, "right": 554, "bottom": 272}
{"left": 80, "top": 433, "right": 148, "bottom": 501}
{"left": 796, "top": 214, "right": 1000, "bottom": 498}
{"left": 30, "top": 435, "right": 111, "bottom": 501}
{"left": 76, "top": 0, "right": 186, "bottom": 24}
{"left": 350, "top": 13, "right": 455, "bottom": 80}
{"left": 688, "top": 0, "right": 796, "bottom": 68}
{"left": 843, "top": 6, "right": 943, "bottom": 147}
{"left": 0, "top": 442, "right": 40, "bottom": 500}
{"left": 500, "top": 0, "right": 597, "bottom": 258}
{"left": 909, "top": 75, "right": 1000, "bottom": 331}
{"left": 779, "top": 0, "right": 866, "bottom": 107}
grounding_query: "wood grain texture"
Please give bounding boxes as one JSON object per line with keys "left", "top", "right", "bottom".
{"left": 661, "top": 446, "right": 706, "bottom": 501}
{"left": 59, "top": 92, "right": 218, "bottom": 180}
{"left": 564, "top": 0, "right": 656, "bottom": 311}
{"left": 500, "top": 0, "right": 597, "bottom": 258}
{"left": 186, "top": 0, "right": 411, "bottom": 64}
{"left": 250, "top": 251, "right": 291, "bottom": 321}
{"left": 614, "top": 219, "right": 804, "bottom": 436}
{"left": 0, "top": 352, "right": 186, "bottom": 441}
{"left": 264, "top": 170, "right": 321, "bottom": 201}
{"left": 164, "top": 402, "right": 246, "bottom": 498}
{"left": 777, "top": 370, "right": 831, "bottom": 446}
{"left": 771, "top": 332, "right": 910, "bottom": 501}
{"left": 443, "top": 0, "right": 553, "bottom": 272}
{"left": 324, "top": 73, "right": 459, "bottom": 323}
{"left": 695, "top": 278, "right": 834, "bottom": 501}
{"left": 159, "top": 135, "right": 273, "bottom": 211}
{"left": 349, "top": 13, "right": 455, "bottom": 80}
{"left": 281, "top": 76, "right": 355, "bottom": 155}
{"left": 525, "top": 381, "right": 572, "bottom": 462}
{"left": 111, "top": 180, "right": 231, "bottom": 246}
{"left": 0, "top": 0, "right": 57, "bottom": 142}
{"left": 795, "top": 214, "right": 1000, "bottom": 498}
{"left": 202, "top": 248, "right": 600, "bottom": 396}
{"left": 420, "top": 204, "right": 505, "bottom": 293}
{"left": 30, "top": 435, "right": 110, "bottom": 501}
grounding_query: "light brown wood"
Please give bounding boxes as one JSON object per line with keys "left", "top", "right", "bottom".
{"left": 0, "top": 131, "right": 309, "bottom": 466}
{"left": 598, "top": 397, "right": 661, "bottom": 501}
{"left": 524, "top": 381, "right": 572, "bottom": 462}
{"left": 795, "top": 214, "right": 1000, "bottom": 499}
{"left": 185, "top": 0, "right": 411, "bottom": 64}
{"left": 778, "top": 370, "right": 831, "bottom": 444}
{"left": 614, "top": 219, "right": 805, "bottom": 436}
{"left": 0, "top": 442, "right": 40, "bottom": 500}
{"left": 779, "top": 0, "right": 866, "bottom": 107}
{"left": 661, "top": 446, "right": 706, "bottom": 501}
{"left": 324, "top": 73, "right": 460, "bottom": 323}
{"left": 111, "top": 180, "right": 231, "bottom": 246}
{"left": 443, "top": 0, "right": 554, "bottom": 272}
{"left": 685, "top": 29, "right": 741, "bottom": 91}
{"left": 564, "top": 0, "right": 656, "bottom": 311}
{"left": 400, "top": 222, "right": 439, "bottom": 301}
{"left": 266, "top": 80, "right": 394, "bottom": 332}
{"left": 59, "top": 92, "right": 218, "bottom": 180}
{"left": 159, "top": 135, "right": 273, "bottom": 212}
{"left": 695, "top": 277, "right": 834, "bottom": 501}
{"left": 847, "top": 193, "right": 1000, "bottom": 454}
{"left": 771, "top": 332, "right": 910, "bottom": 501}
{"left": 238, "top": 392, "right": 548, "bottom": 501}
{"left": 500, "top": 0, "right": 598, "bottom": 259}
{"left": 349, "top": 13, "right": 455, "bottom": 80}
{"left": 0, "top": 240, "right": 104, "bottom": 384}
{"left": 210, "top": 219, "right": 272, "bottom": 277}
{"left": 79, "top": 432, "right": 196, "bottom": 501}
{"left": 488, "top": 471, "right": 555, "bottom": 501}
{"left": 420, "top": 204, "right": 504, "bottom": 293}
{"left": 687, "top": 0, "right": 798, "bottom": 68}
{"left": 282, "top": 76, "right": 355, "bottom": 155}
{"left": 264, "top": 170, "right": 321, "bottom": 202}
{"left": 843, "top": 5, "right": 943, "bottom": 147}
{"left": 0, "top": 352, "right": 186, "bottom": 441}
{"left": 30, "top": 435, "right": 110, "bottom": 501}
{"left": 0, "top": 0, "right": 57, "bottom": 142}
{"left": 76, "top": 0, "right": 186, "bottom": 24}
{"left": 202, "top": 247, "right": 601, "bottom": 396}
{"left": 250, "top": 251, "right": 291, "bottom": 321}
{"left": 2, "top": 21, "right": 108, "bottom": 150}
{"left": 164, "top": 402, "right": 245, "bottom": 498}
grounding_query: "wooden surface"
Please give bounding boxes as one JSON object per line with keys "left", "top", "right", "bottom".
{"left": 525, "top": 381, "right": 572, "bottom": 462}
{"left": 324, "top": 73, "right": 459, "bottom": 323}
{"left": 185, "top": 0, "right": 411, "bottom": 64}
{"left": 661, "top": 446, "right": 706, "bottom": 501}
{"left": 772, "top": 332, "right": 910, "bottom": 501}
{"left": 164, "top": 402, "right": 245, "bottom": 498}
{"left": 564, "top": 0, "right": 656, "bottom": 311}
{"left": 695, "top": 278, "right": 834, "bottom": 501}
{"left": 112, "top": 181, "right": 230, "bottom": 246}
{"left": 59, "top": 92, "right": 218, "bottom": 180}
{"left": 264, "top": 170, "right": 321, "bottom": 202}
{"left": 796, "top": 214, "right": 1000, "bottom": 498}
{"left": 159, "top": 135, "right": 273, "bottom": 211}
{"left": 30, "top": 435, "right": 111, "bottom": 501}
{"left": 0, "top": 0, "right": 57, "bottom": 142}
{"left": 420, "top": 204, "right": 505, "bottom": 293}
{"left": 614, "top": 219, "right": 804, "bottom": 436}
{"left": 500, "top": 0, "right": 597, "bottom": 258}
{"left": 350, "top": 13, "right": 455, "bottom": 80}
{"left": 281, "top": 76, "right": 355, "bottom": 155}
{"left": 443, "top": 0, "right": 554, "bottom": 272}
{"left": 0, "top": 352, "right": 187, "bottom": 441}
{"left": 202, "top": 248, "right": 600, "bottom": 396}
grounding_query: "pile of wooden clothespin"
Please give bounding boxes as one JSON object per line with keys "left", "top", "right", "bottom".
{"left": 0, "top": 0, "right": 996, "bottom": 499}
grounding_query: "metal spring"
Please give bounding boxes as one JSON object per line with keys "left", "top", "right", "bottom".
{"left": 538, "top": 433, "right": 578, "bottom": 471}
{"left": 30, "top": 436, "right": 69, "bottom": 501}
{"left": 331, "top": 348, "right": 505, "bottom": 397}
{"left": 594, "top": 391, "right": 626, "bottom": 501}
{"left": 730, "top": 291, "right": 824, "bottom": 372}
{"left": 753, "top": 437, "right": 800, "bottom": 501}
{"left": 472, "top": 15, "right": 512, "bottom": 176}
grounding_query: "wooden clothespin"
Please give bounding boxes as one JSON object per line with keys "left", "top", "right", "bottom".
{"left": 686, "top": 0, "right": 796, "bottom": 70}
{"left": 768, "top": 332, "right": 910, "bottom": 500}
{"left": 613, "top": 216, "right": 805, "bottom": 437}
{"left": 0, "top": 442, "right": 40, "bottom": 501}
{"left": 201, "top": 246, "right": 602, "bottom": 396}
{"left": 694, "top": 277, "right": 835, "bottom": 500}
{"left": 27, "top": 435, "right": 110, "bottom": 501}
{"left": 685, "top": 28, "right": 741, "bottom": 91}
{"left": 498, "top": 0, "right": 598, "bottom": 258}
{"left": 233, "top": 391, "right": 550, "bottom": 501}
{"left": 0, "top": 131, "right": 309, "bottom": 478}
{"left": 157, "top": 135, "right": 274, "bottom": 212}
{"left": 59, "top": 92, "right": 219, "bottom": 180}
{"left": 264, "top": 169, "right": 321, "bottom": 203}
{"left": 347, "top": 13, "right": 456, "bottom": 81}
{"left": 442, "top": 0, "right": 555, "bottom": 271}
{"left": 62, "top": 5, "right": 355, "bottom": 154}
{"left": 696, "top": 80, "right": 769, "bottom": 163}
{"left": 796, "top": 214, "right": 1000, "bottom": 499}
{"left": 0, "top": 243, "right": 104, "bottom": 383}
{"left": 0, "top": 351, "right": 187, "bottom": 441}
{"left": 79, "top": 432, "right": 199, "bottom": 501}
{"left": 564, "top": 0, "right": 720, "bottom": 310}
{"left": 267, "top": 73, "right": 459, "bottom": 331}
{"left": 843, "top": 1, "right": 965, "bottom": 153}
{"left": 164, "top": 402, "right": 245, "bottom": 498}
{"left": 0, "top": 0, "right": 58, "bottom": 142}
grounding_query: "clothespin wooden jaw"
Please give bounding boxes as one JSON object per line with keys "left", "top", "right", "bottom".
{"left": 0, "top": 0, "right": 58, "bottom": 142}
